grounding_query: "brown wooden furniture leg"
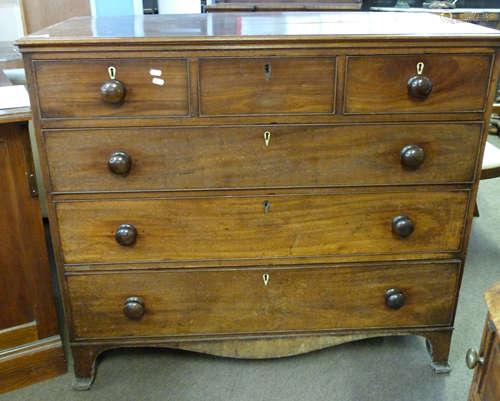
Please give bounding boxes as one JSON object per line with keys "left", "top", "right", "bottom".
{"left": 422, "top": 329, "right": 453, "bottom": 374}
{"left": 70, "top": 330, "right": 453, "bottom": 389}
{"left": 71, "top": 345, "right": 107, "bottom": 390}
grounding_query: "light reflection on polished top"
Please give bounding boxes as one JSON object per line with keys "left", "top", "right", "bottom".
{"left": 16, "top": 12, "right": 500, "bottom": 46}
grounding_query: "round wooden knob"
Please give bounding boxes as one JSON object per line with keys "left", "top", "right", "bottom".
{"left": 108, "top": 151, "right": 132, "bottom": 176}
{"left": 400, "top": 144, "right": 425, "bottom": 169}
{"left": 385, "top": 288, "right": 405, "bottom": 310}
{"left": 123, "top": 296, "right": 145, "bottom": 320}
{"left": 465, "top": 348, "right": 484, "bottom": 369}
{"left": 408, "top": 75, "right": 433, "bottom": 99}
{"left": 392, "top": 215, "right": 414, "bottom": 238}
{"left": 115, "top": 223, "right": 137, "bottom": 246}
{"left": 101, "top": 79, "right": 126, "bottom": 104}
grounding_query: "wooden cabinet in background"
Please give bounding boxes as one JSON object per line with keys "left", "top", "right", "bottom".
{"left": 19, "top": 0, "right": 90, "bottom": 35}
{"left": 204, "top": 0, "right": 362, "bottom": 12}
{"left": 0, "top": 75, "right": 66, "bottom": 394}
{"left": 467, "top": 282, "right": 500, "bottom": 401}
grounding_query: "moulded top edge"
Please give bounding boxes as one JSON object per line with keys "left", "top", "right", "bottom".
{"left": 15, "top": 12, "right": 500, "bottom": 49}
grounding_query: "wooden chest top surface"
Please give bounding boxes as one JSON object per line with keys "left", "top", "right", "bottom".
{"left": 15, "top": 12, "right": 500, "bottom": 48}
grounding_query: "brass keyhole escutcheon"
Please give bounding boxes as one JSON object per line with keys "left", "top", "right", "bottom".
{"left": 263, "top": 200, "right": 270, "bottom": 214}
{"left": 108, "top": 66, "right": 117, "bottom": 79}
{"left": 101, "top": 66, "right": 126, "bottom": 104}
{"left": 263, "top": 63, "right": 271, "bottom": 80}
{"left": 263, "top": 273, "right": 270, "bottom": 286}
{"left": 416, "top": 61, "right": 424, "bottom": 75}
{"left": 264, "top": 131, "right": 271, "bottom": 147}
{"left": 408, "top": 61, "right": 432, "bottom": 99}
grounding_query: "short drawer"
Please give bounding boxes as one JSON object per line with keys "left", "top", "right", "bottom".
{"left": 199, "top": 57, "right": 335, "bottom": 115}
{"left": 34, "top": 58, "right": 189, "bottom": 118}
{"left": 67, "top": 262, "right": 459, "bottom": 339}
{"left": 56, "top": 190, "right": 468, "bottom": 265}
{"left": 345, "top": 54, "right": 491, "bottom": 114}
{"left": 44, "top": 123, "right": 482, "bottom": 193}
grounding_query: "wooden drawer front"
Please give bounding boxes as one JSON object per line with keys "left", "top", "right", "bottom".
{"left": 45, "top": 123, "right": 481, "bottom": 193}
{"left": 482, "top": 333, "right": 500, "bottom": 401}
{"left": 479, "top": 333, "right": 500, "bottom": 401}
{"left": 34, "top": 59, "right": 189, "bottom": 118}
{"left": 67, "top": 262, "right": 459, "bottom": 339}
{"left": 199, "top": 57, "right": 335, "bottom": 116}
{"left": 57, "top": 191, "right": 468, "bottom": 265}
{"left": 472, "top": 317, "right": 500, "bottom": 401}
{"left": 345, "top": 54, "right": 491, "bottom": 114}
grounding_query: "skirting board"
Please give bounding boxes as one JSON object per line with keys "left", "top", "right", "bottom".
{"left": 0, "top": 335, "right": 66, "bottom": 394}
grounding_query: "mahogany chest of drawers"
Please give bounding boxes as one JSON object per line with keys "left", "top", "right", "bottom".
{"left": 16, "top": 12, "right": 500, "bottom": 389}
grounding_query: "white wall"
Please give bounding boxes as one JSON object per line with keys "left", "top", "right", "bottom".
{"left": 0, "top": 1, "right": 24, "bottom": 41}
{"left": 88, "top": 0, "right": 203, "bottom": 17}
{"left": 90, "top": 0, "right": 144, "bottom": 16}
{"left": 158, "top": 0, "right": 201, "bottom": 14}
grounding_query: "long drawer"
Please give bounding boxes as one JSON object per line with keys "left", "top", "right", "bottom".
{"left": 67, "top": 262, "right": 459, "bottom": 339}
{"left": 345, "top": 54, "right": 492, "bottom": 114}
{"left": 44, "top": 123, "right": 482, "bottom": 193}
{"left": 56, "top": 190, "right": 468, "bottom": 265}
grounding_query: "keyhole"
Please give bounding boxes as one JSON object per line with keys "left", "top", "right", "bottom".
{"left": 264, "top": 131, "right": 271, "bottom": 147}
{"left": 263, "top": 273, "right": 270, "bottom": 286}
{"left": 108, "top": 66, "right": 116, "bottom": 80}
{"left": 263, "top": 63, "right": 271, "bottom": 80}
{"left": 263, "top": 200, "right": 270, "bottom": 214}
{"left": 417, "top": 61, "right": 424, "bottom": 75}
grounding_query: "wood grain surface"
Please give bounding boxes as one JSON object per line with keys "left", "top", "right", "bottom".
{"left": 345, "top": 54, "right": 492, "bottom": 114}
{"left": 479, "top": 329, "right": 500, "bottom": 401}
{"left": 469, "top": 286, "right": 500, "bottom": 401}
{"left": 485, "top": 281, "right": 500, "bottom": 330}
{"left": 0, "top": 132, "right": 34, "bottom": 330}
{"left": 56, "top": 190, "right": 468, "bottom": 265}
{"left": 44, "top": 123, "right": 482, "bottom": 193}
{"left": 0, "top": 122, "right": 60, "bottom": 338}
{"left": 67, "top": 262, "right": 459, "bottom": 339}
{"left": 469, "top": 282, "right": 500, "bottom": 401}
{"left": 199, "top": 57, "right": 335, "bottom": 115}
{"left": 0, "top": 118, "right": 66, "bottom": 393}
{"left": 205, "top": 4, "right": 362, "bottom": 12}
{"left": 21, "top": 0, "right": 90, "bottom": 34}
{"left": 15, "top": 13, "right": 500, "bottom": 48}
{"left": 0, "top": 336, "right": 66, "bottom": 394}
{"left": 16, "top": 11, "right": 500, "bottom": 387}
{"left": 35, "top": 58, "right": 189, "bottom": 119}
{"left": 0, "top": 322, "right": 38, "bottom": 351}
